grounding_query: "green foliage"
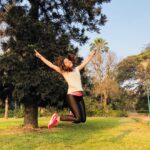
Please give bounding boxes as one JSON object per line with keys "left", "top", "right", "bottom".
{"left": 90, "top": 37, "right": 109, "bottom": 52}
{"left": 135, "top": 89, "right": 149, "bottom": 112}
{"left": 117, "top": 48, "right": 150, "bottom": 83}
{"left": 0, "top": 96, "right": 127, "bottom": 118}
{"left": 116, "top": 48, "right": 150, "bottom": 112}
{"left": 85, "top": 96, "right": 127, "bottom": 117}
{"left": 0, "top": 108, "right": 24, "bottom": 118}
{"left": 12, "top": 108, "right": 24, "bottom": 118}
{"left": 136, "top": 48, "right": 150, "bottom": 61}
{"left": 116, "top": 56, "right": 139, "bottom": 83}
{"left": 38, "top": 107, "right": 71, "bottom": 118}
{"left": 0, "top": 109, "right": 4, "bottom": 118}
{"left": 106, "top": 109, "right": 128, "bottom": 117}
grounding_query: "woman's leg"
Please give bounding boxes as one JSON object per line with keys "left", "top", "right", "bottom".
{"left": 60, "top": 95, "right": 82, "bottom": 123}
{"left": 78, "top": 97, "right": 86, "bottom": 123}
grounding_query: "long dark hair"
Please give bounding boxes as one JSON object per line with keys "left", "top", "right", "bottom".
{"left": 67, "top": 53, "right": 77, "bottom": 63}
{"left": 55, "top": 53, "right": 77, "bottom": 72}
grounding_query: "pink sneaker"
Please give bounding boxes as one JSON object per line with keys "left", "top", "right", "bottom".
{"left": 48, "top": 113, "right": 59, "bottom": 129}
{"left": 50, "top": 113, "right": 58, "bottom": 126}
{"left": 49, "top": 113, "right": 57, "bottom": 123}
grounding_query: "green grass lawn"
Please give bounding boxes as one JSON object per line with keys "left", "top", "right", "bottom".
{"left": 0, "top": 117, "right": 150, "bottom": 150}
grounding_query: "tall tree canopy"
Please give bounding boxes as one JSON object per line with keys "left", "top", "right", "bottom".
{"left": 116, "top": 47, "right": 150, "bottom": 112}
{"left": 117, "top": 48, "right": 150, "bottom": 84}
{"left": 0, "top": 0, "right": 111, "bottom": 128}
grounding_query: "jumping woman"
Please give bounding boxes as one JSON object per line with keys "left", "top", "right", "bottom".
{"left": 34, "top": 49, "right": 96, "bottom": 128}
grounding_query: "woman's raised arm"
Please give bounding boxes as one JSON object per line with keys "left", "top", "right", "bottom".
{"left": 34, "top": 50, "right": 62, "bottom": 74}
{"left": 77, "top": 50, "right": 96, "bottom": 71}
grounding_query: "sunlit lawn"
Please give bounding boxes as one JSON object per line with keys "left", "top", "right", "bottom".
{"left": 0, "top": 117, "right": 150, "bottom": 150}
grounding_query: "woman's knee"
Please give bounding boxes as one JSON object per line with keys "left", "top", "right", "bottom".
{"left": 75, "top": 116, "right": 86, "bottom": 123}
{"left": 74, "top": 116, "right": 82, "bottom": 123}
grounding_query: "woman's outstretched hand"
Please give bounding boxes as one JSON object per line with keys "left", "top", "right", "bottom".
{"left": 91, "top": 50, "right": 97, "bottom": 57}
{"left": 34, "top": 49, "right": 41, "bottom": 58}
{"left": 34, "top": 49, "right": 62, "bottom": 74}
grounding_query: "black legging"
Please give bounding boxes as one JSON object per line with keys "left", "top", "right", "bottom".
{"left": 60, "top": 95, "right": 86, "bottom": 123}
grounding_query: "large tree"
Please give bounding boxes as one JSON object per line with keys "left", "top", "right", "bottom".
{"left": 0, "top": 0, "right": 111, "bottom": 128}
{"left": 116, "top": 47, "right": 150, "bottom": 112}
{"left": 117, "top": 47, "right": 150, "bottom": 83}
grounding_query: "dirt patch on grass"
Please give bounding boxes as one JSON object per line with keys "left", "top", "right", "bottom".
{"left": 128, "top": 112, "right": 150, "bottom": 124}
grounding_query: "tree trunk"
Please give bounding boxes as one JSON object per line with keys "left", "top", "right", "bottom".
{"left": 4, "top": 96, "right": 9, "bottom": 119}
{"left": 24, "top": 99, "right": 38, "bottom": 128}
{"left": 103, "top": 92, "right": 108, "bottom": 113}
{"left": 0, "top": 98, "right": 3, "bottom": 108}
{"left": 29, "top": 0, "right": 39, "bottom": 19}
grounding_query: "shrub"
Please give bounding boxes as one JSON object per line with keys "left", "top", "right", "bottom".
{"left": 84, "top": 96, "right": 128, "bottom": 117}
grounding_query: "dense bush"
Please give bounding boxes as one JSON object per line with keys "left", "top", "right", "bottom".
{"left": 0, "top": 96, "right": 128, "bottom": 118}
{"left": 84, "top": 96, "right": 128, "bottom": 117}
{"left": 38, "top": 107, "right": 70, "bottom": 117}
{"left": 0, "top": 108, "right": 24, "bottom": 118}
{"left": 0, "top": 109, "right": 5, "bottom": 118}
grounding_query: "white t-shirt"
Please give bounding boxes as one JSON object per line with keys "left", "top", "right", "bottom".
{"left": 62, "top": 67, "right": 83, "bottom": 94}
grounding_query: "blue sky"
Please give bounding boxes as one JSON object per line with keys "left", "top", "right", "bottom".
{"left": 79, "top": 0, "right": 150, "bottom": 60}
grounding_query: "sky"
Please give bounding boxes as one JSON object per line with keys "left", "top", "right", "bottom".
{"left": 78, "top": 0, "right": 150, "bottom": 60}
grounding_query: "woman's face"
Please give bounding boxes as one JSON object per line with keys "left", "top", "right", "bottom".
{"left": 64, "top": 58, "right": 73, "bottom": 68}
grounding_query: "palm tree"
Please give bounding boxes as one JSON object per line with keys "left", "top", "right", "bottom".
{"left": 90, "top": 37, "right": 110, "bottom": 112}
{"left": 90, "top": 37, "right": 109, "bottom": 79}
{"left": 90, "top": 38, "right": 109, "bottom": 52}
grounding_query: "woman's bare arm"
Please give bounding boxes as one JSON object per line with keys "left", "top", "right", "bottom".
{"left": 77, "top": 50, "right": 96, "bottom": 71}
{"left": 34, "top": 50, "right": 62, "bottom": 74}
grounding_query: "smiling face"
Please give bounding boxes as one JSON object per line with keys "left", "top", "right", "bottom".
{"left": 64, "top": 58, "right": 73, "bottom": 69}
